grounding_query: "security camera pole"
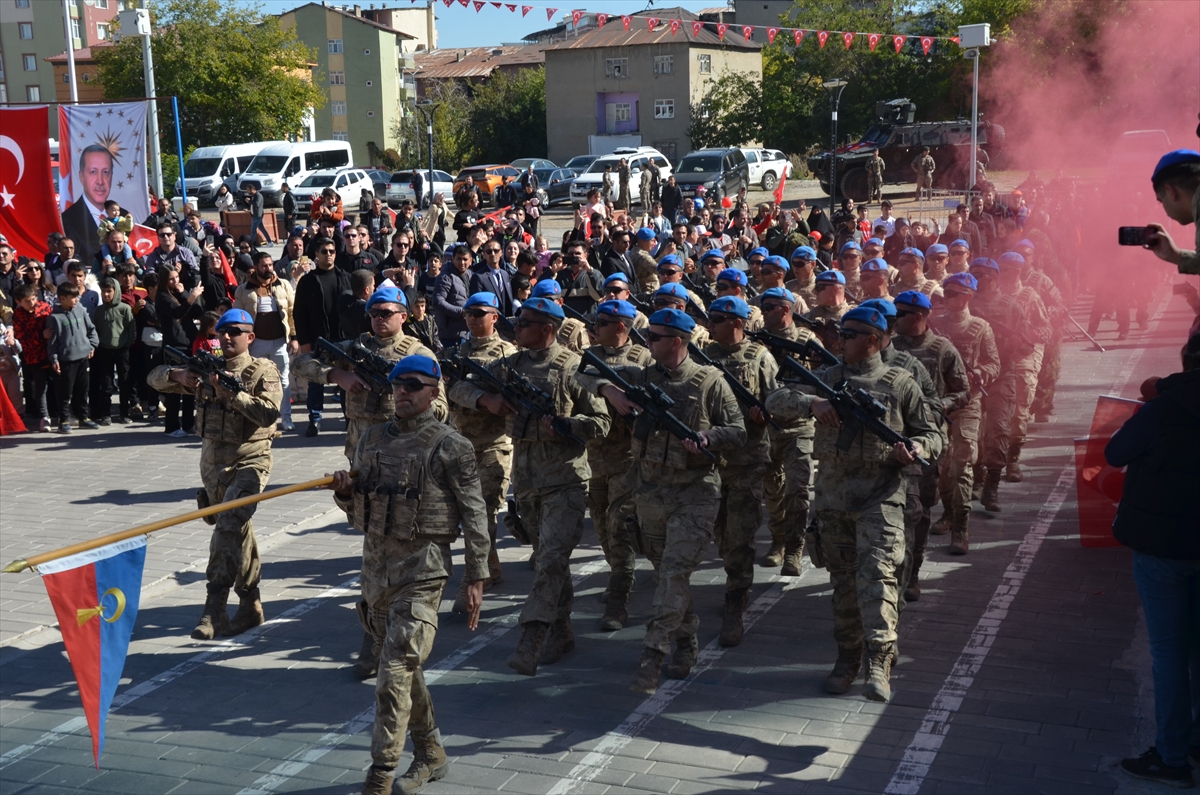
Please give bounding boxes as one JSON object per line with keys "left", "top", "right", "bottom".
{"left": 823, "top": 79, "right": 848, "bottom": 215}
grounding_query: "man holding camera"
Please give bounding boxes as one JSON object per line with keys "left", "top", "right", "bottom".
{"left": 1146, "top": 149, "right": 1200, "bottom": 277}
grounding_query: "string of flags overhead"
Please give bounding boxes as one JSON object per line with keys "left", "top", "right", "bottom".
{"left": 415, "top": 0, "right": 961, "bottom": 55}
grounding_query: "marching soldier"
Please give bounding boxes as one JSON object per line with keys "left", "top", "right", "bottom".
{"left": 148, "top": 309, "right": 282, "bottom": 640}
{"left": 867, "top": 150, "right": 886, "bottom": 203}
{"left": 327, "top": 355, "right": 491, "bottom": 795}
{"left": 947, "top": 239, "right": 972, "bottom": 276}
{"left": 785, "top": 246, "right": 821, "bottom": 309}
{"left": 714, "top": 268, "right": 764, "bottom": 332}
{"left": 751, "top": 254, "right": 808, "bottom": 316}
{"left": 449, "top": 296, "right": 610, "bottom": 677}
{"left": 652, "top": 254, "right": 708, "bottom": 314}
{"left": 999, "top": 251, "right": 1052, "bottom": 482}
{"left": 1013, "top": 238, "right": 1067, "bottom": 424}
{"left": 597, "top": 274, "right": 650, "bottom": 332}
{"left": 527, "top": 279, "right": 589, "bottom": 353}
{"left": 806, "top": 270, "right": 853, "bottom": 324}
{"left": 912, "top": 146, "right": 936, "bottom": 201}
{"left": 651, "top": 283, "right": 711, "bottom": 346}
{"left": 891, "top": 247, "right": 943, "bottom": 302}
{"left": 629, "top": 228, "right": 661, "bottom": 295}
{"left": 859, "top": 257, "right": 893, "bottom": 301}
{"left": 837, "top": 241, "right": 865, "bottom": 299}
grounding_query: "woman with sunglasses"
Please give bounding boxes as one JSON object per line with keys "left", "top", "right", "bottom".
{"left": 20, "top": 261, "right": 57, "bottom": 305}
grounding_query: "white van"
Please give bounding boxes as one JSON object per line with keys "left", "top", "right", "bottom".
{"left": 174, "top": 142, "right": 283, "bottom": 205}
{"left": 237, "top": 140, "right": 355, "bottom": 207}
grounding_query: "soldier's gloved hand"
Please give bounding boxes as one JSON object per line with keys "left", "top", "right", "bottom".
{"left": 811, "top": 398, "right": 840, "bottom": 427}
{"left": 682, "top": 431, "right": 709, "bottom": 455}
{"left": 465, "top": 580, "right": 484, "bottom": 631}
{"left": 208, "top": 371, "right": 235, "bottom": 400}
{"left": 326, "top": 470, "right": 354, "bottom": 498}
{"left": 893, "top": 441, "right": 921, "bottom": 466}
{"left": 329, "top": 369, "right": 370, "bottom": 394}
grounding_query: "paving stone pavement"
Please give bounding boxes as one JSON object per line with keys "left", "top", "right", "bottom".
{"left": 0, "top": 286, "right": 1194, "bottom": 794}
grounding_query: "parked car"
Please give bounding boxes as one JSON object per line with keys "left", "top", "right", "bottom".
{"left": 361, "top": 168, "right": 392, "bottom": 198}
{"left": 568, "top": 148, "right": 673, "bottom": 206}
{"left": 236, "top": 140, "right": 354, "bottom": 207}
{"left": 174, "top": 141, "right": 283, "bottom": 206}
{"left": 532, "top": 167, "right": 576, "bottom": 206}
{"left": 453, "top": 164, "right": 519, "bottom": 206}
{"left": 510, "top": 158, "right": 557, "bottom": 171}
{"left": 740, "top": 148, "right": 793, "bottom": 191}
{"left": 290, "top": 168, "right": 373, "bottom": 214}
{"left": 562, "top": 154, "right": 600, "bottom": 176}
{"left": 672, "top": 147, "right": 749, "bottom": 204}
{"left": 387, "top": 169, "right": 455, "bottom": 208}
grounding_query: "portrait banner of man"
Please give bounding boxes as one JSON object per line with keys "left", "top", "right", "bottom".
{"left": 57, "top": 102, "right": 152, "bottom": 266}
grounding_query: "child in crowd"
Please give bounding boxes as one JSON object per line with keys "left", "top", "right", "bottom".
{"left": 11, "top": 283, "right": 54, "bottom": 431}
{"left": 63, "top": 260, "right": 102, "bottom": 317}
{"left": 192, "top": 311, "right": 223, "bottom": 356}
{"left": 403, "top": 295, "right": 439, "bottom": 353}
{"left": 48, "top": 282, "right": 99, "bottom": 433}
{"left": 90, "top": 277, "right": 135, "bottom": 424}
{"left": 131, "top": 271, "right": 161, "bottom": 420}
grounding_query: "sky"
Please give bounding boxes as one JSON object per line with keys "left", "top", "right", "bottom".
{"left": 242, "top": 1, "right": 727, "bottom": 48}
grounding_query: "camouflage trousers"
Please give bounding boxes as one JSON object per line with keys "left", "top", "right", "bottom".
{"left": 474, "top": 441, "right": 513, "bottom": 547}
{"left": 715, "top": 462, "right": 767, "bottom": 592}
{"left": 635, "top": 480, "right": 719, "bottom": 655}
{"left": 764, "top": 435, "right": 813, "bottom": 554}
{"left": 517, "top": 484, "right": 587, "bottom": 626}
{"left": 1031, "top": 334, "right": 1061, "bottom": 418}
{"left": 363, "top": 576, "right": 445, "bottom": 770}
{"left": 818, "top": 494, "right": 906, "bottom": 653}
{"left": 897, "top": 456, "right": 942, "bottom": 606}
{"left": 200, "top": 458, "right": 266, "bottom": 597}
{"left": 587, "top": 467, "right": 637, "bottom": 597}
{"left": 867, "top": 174, "right": 883, "bottom": 203}
{"left": 1010, "top": 346, "right": 1045, "bottom": 446}
{"left": 979, "top": 370, "right": 1017, "bottom": 471}
{"left": 940, "top": 399, "right": 982, "bottom": 516}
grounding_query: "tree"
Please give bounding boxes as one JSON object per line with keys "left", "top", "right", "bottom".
{"left": 687, "top": 69, "right": 764, "bottom": 150}
{"left": 465, "top": 67, "right": 547, "bottom": 165}
{"left": 395, "top": 80, "right": 475, "bottom": 172}
{"left": 94, "top": 0, "right": 325, "bottom": 151}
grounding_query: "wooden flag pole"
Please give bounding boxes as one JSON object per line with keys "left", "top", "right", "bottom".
{"left": 4, "top": 476, "right": 339, "bottom": 574}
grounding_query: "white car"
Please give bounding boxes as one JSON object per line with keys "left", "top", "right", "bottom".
{"left": 291, "top": 168, "right": 373, "bottom": 213}
{"left": 568, "top": 147, "right": 673, "bottom": 206}
{"left": 741, "top": 148, "right": 794, "bottom": 191}
{"left": 386, "top": 169, "right": 455, "bottom": 208}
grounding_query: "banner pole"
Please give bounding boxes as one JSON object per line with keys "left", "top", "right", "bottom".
{"left": 173, "top": 95, "right": 187, "bottom": 207}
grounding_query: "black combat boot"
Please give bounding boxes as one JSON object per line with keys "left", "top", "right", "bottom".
{"left": 667, "top": 635, "right": 698, "bottom": 679}
{"left": 191, "top": 588, "right": 229, "bottom": 640}
{"left": 226, "top": 588, "right": 265, "bottom": 636}
{"left": 863, "top": 644, "right": 895, "bottom": 703}
{"left": 599, "top": 590, "right": 629, "bottom": 632}
{"left": 351, "top": 631, "right": 378, "bottom": 679}
{"left": 718, "top": 588, "right": 748, "bottom": 647}
{"left": 823, "top": 646, "right": 863, "bottom": 695}
{"left": 762, "top": 541, "right": 785, "bottom": 568}
{"left": 539, "top": 618, "right": 575, "bottom": 665}
{"left": 629, "top": 648, "right": 665, "bottom": 695}
{"left": 506, "top": 621, "right": 548, "bottom": 676}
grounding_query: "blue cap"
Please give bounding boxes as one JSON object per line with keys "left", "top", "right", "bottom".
{"left": 761, "top": 255, "right": 789, "bottom": 272}
{"left": 816, "top": 270, "right": 846, "bottom": 285}
{"left": 790, "top": 245, "right": 817, "bottom": 261}
{"left": 603, "top": 272, "right": 631, "bottom": 288}
{"left": 925, "top": 243, "right": 948, "bottom": 257}
{"left": 366, "top": 286, "right": 407, "bottom": 311}
{"left": 657, "top": 254, "right": 682, "bottom": 270}
{"left": 861, "top": 257, "right": 890, "bottom": 272}
{"left": 840, "top": 241, "right": 863, "bottom": 255}
{"left": 388, "top": 354, "right": 441, "bottom": 382}
{"left": 865, "top": 237, "right": 886, "bottom": 248}
{"left": 693, "top": 198, "right": 705, "bottom": 211}
{"left": 895, "top": 290, "right": 933, "bottom": 310}
{"left": 943, "top": 272, "right": 979, "bottom": 292}
{"left": 747, "top": 247, "right": 769, "bottom": 260}
{"left": 215, "top": 308, "right": 254, "bottom": 330}
{"left": 709, "top": 296, "right": 750, "bottom": 319}
{"left": 761, "top": 286, "right": 794, "bottom": 303}
{"left": 596, "top": 299, "right": 637, "bottom": 320}
{"left": 531, "top": 279, "right": 562, "bottom": 297}
{"left": 1015, "top": 238, "right": 1036, "bottom": 251}
{"left": 717, "top": 267, "right": 747, "bottom": 286}
{"left": 1152, "top": 149, "right": 1200, "bottom": 182}
{"left": 859, "top": 298, "right": 897, "bottom": 319}
{"left": 900, "top": 247, "right": 925, "bottom": 260}
{"left": 655, "top": 282, "right": 689, "bottom": 302}
{"left": 635, "top": 227, "right": 657, "bottom": 241}
{"left": 970, "top": 257, "right": 1000, "bottom": 273}
{"left": 997, "top": 251, "right": 1025, "bottom": 268}
{"left": 842, "top": 306, "right": 888, "bottom": 333}
{"left": 519, "top": 296, "right": 565, "bottom": 320}
{"left": 464, "top": 292, "right": 500, "bottom": 310}
{"left": 950, "top": 238, "right": 971, "bottom": 250}
{"left": 649, "top": 308, "right": 696, "bottom": 334}
{"left": 701, "top": 249, "right": 726, "bottom": 263}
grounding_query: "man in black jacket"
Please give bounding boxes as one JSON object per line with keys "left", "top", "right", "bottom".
{"left": 244, "top": 184, "right": 274, "bottom": 246}
{"left": 431, "top": 243, "right": 472, "bottom": 346}
{"left": 660, "top": 175, "right": 683, "bottom": 223}
{"left": 293, "top": 237, "right": 350, "bottom": 435}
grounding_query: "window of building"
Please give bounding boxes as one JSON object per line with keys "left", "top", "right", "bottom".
{"left": 605, "top": 57, "right": 629, "bottom": 78}
{"left": 653, "top": 55, "right": 673, "bottom": 75}
{"left": 332, "top": 131, "right": 349, "bottom": 142}
{"left": 82, "top": 73, "right": 91, "bottom": 83}
{"left": 18, "top": 23, "right": 33, "bottom": 40}
{"left": 63, "top": 73, "right": 69, "bottom": 83}
{"left": 652, "top": 140, "right": 678, "bottom": 161}
{"left": 95, "top": 0, "right": 109, "bottom": 7}
{"left": 614, "top": 103, "right": 631, "bottom": 122}
{"left": 0, "top": 62, "right": 4, "bottom": 80}
{"left": 654, "top": 99, "right": 674, "bottom": 119}
{"left": 96, "top": 23, "right": 110, "bottom": 40}
{"left": 26, "top": 85, "right": 40, "bottom": 101}
{"left": 365, "top": 79, "right": 373, "bottom": 86}
{"left": 16, "top": 0, "right": 31, "bottom": 7}
{"left": 331, "top": 101, "right": 347, "bottom": 116}
{"left": 22, "top": 54, "right": 36, "bottom": 72}
{"left": 70, "top": 18, "right": 81, "bottom": 41}
{"left": 328, "top": 39, "right": 343, "bottom": 54}
{"left": 0, "top": 85, "right": 7, "bottom": 104}
{"left": 698, "top": 54, "right": 711, "bottom": 74}
{"left": 330, "top": 71, "right": 344, "bottom": 85}
{"left": 364, "top": 48, "right": 371, "bottom": 56}
{"left": 366, "top": 110, "right": 375, "bottom": 117}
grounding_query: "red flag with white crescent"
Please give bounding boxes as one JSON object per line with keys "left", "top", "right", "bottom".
{"left": 521, "top": 5, "right": 531, "bottom": 16}
{"left": 621, "top": 15, "right": 631, "bottom": 30}
{"left": 457, "top": 0, "right": 468, "bottom": 7}
{"left": 545, "top": 7, "right": 556, "bottom": 20}
{"left": 596, "top": 12, "right": 606, "bottom": 26}
{"left": 742, "top": 25, "right": 754, "bottom": 40}
{"left": 1075, "top": 395, "right": 1140, "bottom": 547}
{"left": 868, "top": 33, "right": 881, "bottom": 51}
{"left": 921, "top": 36, "right": 934, "bottom": 55}
{"left": 692, "top": 20, "right": 703, "bottom": 36}
{"left": 669, "top": 19, "right": 680, "bottom": 36}
{"left": 717, "top": 23, "right": 728, "bottom": 39}
{"left": 842, "top": 31, "right": 855, "bottom": 49}
{"left": 817, "top": 30, "right": 829, "bottom": 48}
{"left": 127, "top": 224, "right": 160, "bottom": 259}
{"left": 767, "top": 27, "right": 778, "bottom": 44}
{"left": 793, "top": 29, "right": 804, "bottom": 46}
{"left": 893, "top": 34, "right": 906, "bottom": 52}
{"left": 505, "top": 3, "right": 516, "bottom": 10}
{"left": 442, "top": 0, "right": 451, "bottom": 6}
{"left": 571, "top": 9, "right": 581, "bottom": 26}
{"left": 473, "top": 1, "right": 484, "bottom": 11}
{"left": 647, "top": 17, "right": 659, "bottom": 31}
{"left": 0, "top": 107, "right": 64, "bottom": 258}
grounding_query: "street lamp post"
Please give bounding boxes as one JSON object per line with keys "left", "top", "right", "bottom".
{"left": 414, "top": 101, "right": 438, "bottom": 208}
{"left": 118, "top": 5, "right": 162, "bottom": 200}
{"left": 823, "top": 78, "right": 848, "bottom": 216}
{"left": 958, "top": 24, "right": 991, "bottom": 195}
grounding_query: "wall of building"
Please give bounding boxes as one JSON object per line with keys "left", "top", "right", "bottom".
{"left": 732, "top": 0, "right": 795, "bottom": 29}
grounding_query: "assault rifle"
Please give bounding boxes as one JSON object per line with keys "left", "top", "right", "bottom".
{"left": 314, "top": 338, "right": 394, "bottom": 413}
{"left": 579, "top": 349, "right": 715, "bottom": 460}
{"left": 163, "top": 346, "right": 243, "bottom": 395}
{"left": 561, "top": 303, "right": 648, "bottom": 347}
{"left": 748, "top": 329, "right": 838, "bottom": 368}
{"left": 687, "top": 343, "right": 781, "bottom": 431}
{"left": 681, "top": 271, "right": 717, "bottom": 306}
{"left": 451, "top": 353, "right": 586, "bottom": 446}
{"left": 777, "top": 357, "right": 931, "bottom": 468}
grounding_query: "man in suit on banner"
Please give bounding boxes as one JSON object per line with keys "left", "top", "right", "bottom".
{"left": 61, "top": 144, "right": 114, "bottom": 267}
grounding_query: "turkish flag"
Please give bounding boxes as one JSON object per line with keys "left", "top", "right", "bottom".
{"left": 571, "top": 9, "right": 581, "bottom": 26}
{"left": 767, "top": 27, "right": 778, "bottom": 44}
{"left": 742, "top": 25, "right": 754, "bottom": 40}
{"left": 546, "top": 7, "right": 556, "bottom": 21}
{"left": 773, "top": 169, "right": 787, "bottom": 205}
{"left": 921, "top": 36, "right": 934, "bottom": 55}
{"left": 893, "top": 34, "right": 906, "bottom": 53}
{"left": 842, "top": 31, "right": 855, "bottom": 49}
{"left": 1075, "top": 395, "right": 1140, "bottom": 547}
{"left": 127, "top": 224, "right": 160, "bottom": 258}
{"left": 647, "top": 17, "right": 659, "bottom": 31}
{"left": 794, "top": 29, "right": 805, "bottom": 46}
{"left": 868, "top": 33, "right": 881, "bottom": 51}
{"left": 717, "top": 23, "right": 728, "bottom": 39}
{"left": 596, "top": 13, "right": 606, "bottom": 26}
{"left": 669, "top": 19, "right": 680, "bottom": 35}
{"left": 817, "top": 30, "right": 830, "bottom": 48}
{"left": 692, "top": 20, "right": 703, "bottom": 36}
{"left": 0, "top": 108, "right": 63, "bottom": 259}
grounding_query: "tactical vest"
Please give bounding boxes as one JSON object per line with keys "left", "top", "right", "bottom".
{"left": 899, "top": 333, "right": 955, "bottom": 398}
{"left": 508, "top": 346, "right": 579, "bottom": 442}
{"left": 450, "top": 335, "right": 516, "bottom": 441}
{"left": 588, "top": 343, "right": 652, "bottom": 450}
{"left": 195, "top": 357, "right": 276, "bottom": 444}
{"left": 556, "top": 318, "right": 588, "bottom": 353}
{"left": 350, "top": 420, "right": 459, "bottom": 543}
{"left": 345, "top": 333, "right": 429, "bottom": 420}
{"left": 934, "top": 314, "right": 988, "bottom": 370}
{"left": 812, "top": 364, "right": 911, "bottom": 464}
{"left": 704, "top": 340, "right": 771, "bottom": 445}
{"left": 631, "top": 363, "right": 723, "bottom": 471}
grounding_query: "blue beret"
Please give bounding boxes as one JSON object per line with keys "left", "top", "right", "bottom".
{"left": 657, "top": 254, "right": 682, "bottom": 269}
{"left": 943, "top": 272, "right": 979, "bottom": 292}
{"left": 701, "top": 249, "right": 726, "bottom": 263}
{"left": 842, "top": 306, "right": 888, "bottom": 333}
{"left": 970, "top": 257, "right": 1000, "bottom": 272}
{"left": 717, "top": 267, "right": 747, "bottom": 286}
{"left": 693, "top": 198, "right": 706, "bottom": 210}
{"left": 709, "top": 296, "right": 750, "bottom": 319}
{"left": 866, "top": 238, "right": 886, "bottom": 248}
{"left": 1152, "top": 149, "right": 1200, "bottom": 182}
{"left": 531, "top": 279, "right": 562, "bottom": 297}
{"left": 925, "top": 243, "right": 948, "bottom": 256}
{"left": 900, "top": 247, "right": 925, "bottom": 260}
{"left": 1016, "top": 238, "right": 1036, "bottom": 251}
{"left": 840, "top": 241, "right": 863, "bottom": 254}
{"left": 603, "top": 272, "right": 631, "bottom": 288}
{"left": 596, "top": 299, "right": 637, "bottom": 320}
{"left": 655, "top": 282, "right": 689, "bottom": 302}
{"left": 366, "top": 286, "right": 406, "bottom": 310}
{"left": 519, "top": 296, "right": 565, "bottom": 320}
{"left": 635, "top": 227, "right": 657, "bottom": 241}
{"left": 861, "top": 257, "right": 890, "bottom": 272}
{"left": 761, "top": 286, "right": 794, "bottom": 303}
{"left": 950, "top": 238, "right": 971, "bottom": 250}
{"left": 895, "top": 290, "right": 933, "bottom": 310}
{"left": 649, "top": 307, "right": 695, "bottom": 334}
{"left": 859, "top": 298, "right": 897, "bottom": 318}
{"left": 464, "top": 292, "right": 500, "bottom": 310}
{"left": 389, "top": 354, "right": 441, "bottom": 382}
{"left": 997, "top": 251, "right": 1025, "bottom": 268}
{"left": 747, "top": 247, "right": 769, "bottom": 260}
{"left": 761, "top": 255, "right": 789, "bottom": 272}
{"left": 215, "top": 309, "right": 254, "bottom": 330}
{"left": 816, "top": 270, "right": 846, "bottom": 285}
{"left": 790, "top": 246, "right": 817, "bottom": 261}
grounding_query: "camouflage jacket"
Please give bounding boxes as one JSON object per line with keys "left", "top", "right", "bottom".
{"left": 447, "top": 333, "right": 517, "bottom": 448}
{"left": 701, "top": 337, "right": 777, "bottom": 466}
{"left": 577, "top": 341, "right": 653, "bottom": 478}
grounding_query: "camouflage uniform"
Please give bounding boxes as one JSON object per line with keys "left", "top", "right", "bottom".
{"left": 780, "top": 277, "right": 815, "bottom": 312}
{"left": 291, "top": 331, "right": 446, "bottom": 461}
{"left": 147, "top": 352, "right": 281, "bottom": 630}
{"left": 867, "top": 152, "right": 886, "bottom": 203}
{"left": 912, "top": 153, "right": 936, "bottom": 199}
{"left": 556, "top": 317, "right": 590, "bottom": 354}
{"left": 1022, "top": 266, "right": 1067, "bottom": 421}
{"left": 806, "top": 302, "right": 852, "bottom": 324}
{"left": 969, "top": 288, "right": 1029, "bottom": 507}
{"left": 629, "top": 250, "right": 661, "bottom": 295}
{"left": 1009, "top": 284, "right": 1052, "bottom": 467}
{"left": 334, "top": 408, "right": 490, "bottom": 790}
{"left": 890, "top": 273, "right": 943, "bottom": 304}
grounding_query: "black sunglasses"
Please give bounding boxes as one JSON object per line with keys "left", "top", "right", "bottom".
{"left": 709, "top": 315, "right": 735, "bottom": 325}
{"left": 514, "top": 317, "right": 547, "bottom": 329}
{"left": 645, "top": 331, "right": 669, "bottom": 342}
{"left": 839, "top": 328, "right": 870, "bottom": 340}
{"left": 219, "top": 327, "right": 249, "bottom": 337}
{"left": 369, "top": 308, "right": 403, "bottom": 319}
{"left": 894, "top": 309, "right": 920, "bottom": 318}
{"left": 392, "top": 377, "right": 432, "bottom": 393}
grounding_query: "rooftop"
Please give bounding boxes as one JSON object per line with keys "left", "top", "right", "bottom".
{"left": 284, "top": 2, "right": 416, "bottom": 39}
{"left": 413, "top": 43, "right": 548, "bottom": 80}
{"left": 543, "top": 7, "right": 760, "bottom": 52}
